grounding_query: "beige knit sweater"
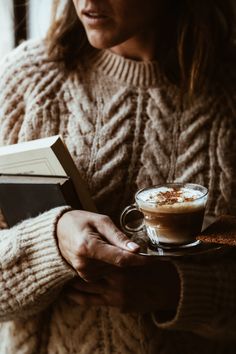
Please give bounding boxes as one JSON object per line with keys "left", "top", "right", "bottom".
{"left": 0, "top": 39, "right": 236, "bottom": 354}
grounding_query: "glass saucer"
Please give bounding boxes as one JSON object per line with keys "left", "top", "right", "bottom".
{"left": 130, "top": 231, "right": 227, "bottom": 258}
{"left": 139, "top": 241, "right": 226, "bottom": 258}
{"left": 150, "top": 239, "right": 201, "bottom": 250}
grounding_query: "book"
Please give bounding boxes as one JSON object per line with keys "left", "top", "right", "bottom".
{"left": 0, "top": 135, "right": 97, "bottom": 217}
{"left": 197, "top": 215, "right": 236, "bottom": 246}
{"left": 0, "top": 174, "right": 81, "bottom": 226}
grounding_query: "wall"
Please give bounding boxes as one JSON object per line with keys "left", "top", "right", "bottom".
{"left": 0, "top": 0, "right": 14, "bottom": 59}
{"left": 0, "top": 0, "right": 66, "bottom": 60}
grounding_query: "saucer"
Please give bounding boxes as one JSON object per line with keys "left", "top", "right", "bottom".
{"left": 130, "top": 231, "right": 227, "bottom": 258}
{"left": 138, "top": 241, "right": 226, "bottom": 258}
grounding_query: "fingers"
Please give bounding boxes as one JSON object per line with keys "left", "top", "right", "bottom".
{"left": 57, "top": 210, "right": 147, "bottom": 281}
{"left": 93, "top": 214, "right": 140, "bottom": 252}
{"left": 67, "top": 291, "right": 106, "bottom": 307}
{"left": 73, "top": 256, "right": 116, "bottom": 281}
{"left": 58, "top": 210, "right": 139, "bottom": 253}
{"left": 66, "top": 278, "right": 118, "bottom": 308}
{"left": 66, "top": 277, "right": 107, "bottom": 306}
{"left": 77, "top": 237, "right": 146, "bottom": 268}
{"left": 66, "top": 275, "right": 125, "bottom": 310}
{"left": 69, "top": 277, "right": 106, "bottom": 294}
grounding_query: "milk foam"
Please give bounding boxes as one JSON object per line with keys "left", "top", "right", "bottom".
{"left": 137, "top": 186, "right": 207, "bottom": 213}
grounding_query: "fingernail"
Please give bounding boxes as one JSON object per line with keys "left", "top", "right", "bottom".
{"left": 127, "top": 241, "right": 140, "bottom": 251}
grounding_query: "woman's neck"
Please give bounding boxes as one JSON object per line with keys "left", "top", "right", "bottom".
{"left": 109, "top": 31, "right": 158, "bottom": 62}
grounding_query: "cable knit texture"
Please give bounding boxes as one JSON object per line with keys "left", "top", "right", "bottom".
{"left": 0, "top": 39, "right": 236, "bottom": 353}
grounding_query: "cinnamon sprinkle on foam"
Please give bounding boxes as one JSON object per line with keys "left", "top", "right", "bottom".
{"left": 146, "top": 188, "right": 197, "bottom": 205}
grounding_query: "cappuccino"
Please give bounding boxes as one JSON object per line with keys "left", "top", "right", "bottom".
{"left": 136, "top": 184, "right": 208, "bottom": 246}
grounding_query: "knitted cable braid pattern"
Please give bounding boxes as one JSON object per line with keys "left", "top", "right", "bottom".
{"left": 0, "top": 39, "right": 236, "bottom": 353}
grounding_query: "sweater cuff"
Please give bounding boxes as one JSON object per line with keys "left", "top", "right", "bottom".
{"left": 16, "top": 206, "right": 76, "bottom": 291}
{"left": 152, "top": 261, "right": 215, "bottom": 331}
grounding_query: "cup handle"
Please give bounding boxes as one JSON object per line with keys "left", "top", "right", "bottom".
{"left": 120, "top": 204, "right": 144, "bottom": 234}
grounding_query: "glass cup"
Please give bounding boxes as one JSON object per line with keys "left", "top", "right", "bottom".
{"left": 120, "top": 183, "right": 208, "bottom": 249}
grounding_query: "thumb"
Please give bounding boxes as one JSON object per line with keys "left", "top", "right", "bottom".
{"left": 94, "top": 215, "right": 140, "bottom": 252}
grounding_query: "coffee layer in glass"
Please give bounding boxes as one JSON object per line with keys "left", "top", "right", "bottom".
{"left": 136, "top": 184, "right": 208, "bottom": 247}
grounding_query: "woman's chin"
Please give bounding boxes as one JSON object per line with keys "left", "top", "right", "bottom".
{"left": 87, "top": 38, "right": 113, "bottom": 50}
{"left": 85, "top": 31, "right": 120, "bottom": 50}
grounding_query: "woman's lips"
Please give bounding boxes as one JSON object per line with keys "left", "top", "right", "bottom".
{"left": 82, "top": 10, "right": 110, "bottom": 26}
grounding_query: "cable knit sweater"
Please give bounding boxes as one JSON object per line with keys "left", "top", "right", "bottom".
{"left": 0, "top": 39, "right": 236, "bottom": 354}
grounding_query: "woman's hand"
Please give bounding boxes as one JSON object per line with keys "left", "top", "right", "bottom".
{"left": 66, "top": 260, "right": 180, "bottom": 313}
{"left": 56, "top": 210, "right": 146, "bottom": 281}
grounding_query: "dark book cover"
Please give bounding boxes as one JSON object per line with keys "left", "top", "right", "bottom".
{"left": 0, "top": 174, "right": 81, "bottom": 227}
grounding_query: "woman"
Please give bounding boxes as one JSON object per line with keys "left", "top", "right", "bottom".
{"left": 0, "top": 0, "right": 236, "bottom": 353}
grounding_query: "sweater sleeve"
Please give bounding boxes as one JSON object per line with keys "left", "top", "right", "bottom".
{"left": 152, "top": 252, "right": 236, "bottom": 340}
{"left": 0, "top": 206, "right": 76, "bottom": 321}
{"left": 0, "top": 41, "right": 78, "bottom": 321}
{"left": 153, "top": 77, "right": 236, "bottom": 339}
